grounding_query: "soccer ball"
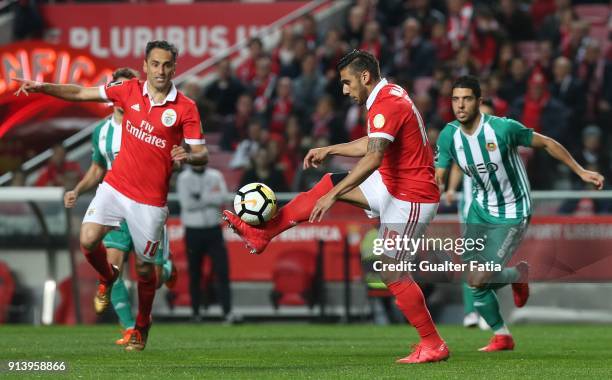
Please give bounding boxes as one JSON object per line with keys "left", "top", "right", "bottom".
{"left": 233, "top": 183, "right": 277, "bottom": 225}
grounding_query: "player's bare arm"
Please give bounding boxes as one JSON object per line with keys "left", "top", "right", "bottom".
{"left": 435, "top": 167, "right": 448, "bottom": 193}
{"left": 303, "top": 136, "right": 368, "bottom": 169}
{"left": 64, "top": 163, "right": 106, "bottom": 208}
{"left": 309, "top": 137, "right": 389, "bottom": 222}
{"left": 171, "top": 143, "right": 208, "bottom": 167}
{"left": 531, "top": 132, "right": 605, "bottom": 190}
{"left": 13, "top": 78, "right": 106, "bottom": 102}
{"left": 443, "top": 164, "right": 463, "bottom": 205}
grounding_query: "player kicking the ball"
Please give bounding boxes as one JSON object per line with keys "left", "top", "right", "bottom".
{"left": 15, "top": 40, "right": 207, "bottom": 351}
{"left": 435, "top": 75, "right": 604, "bottom": 352}
{"left": 63, "top": 67, "right": 178, "bottom": 346}
{"left": 223, "top": 50, "right": 449, "bottom": 363}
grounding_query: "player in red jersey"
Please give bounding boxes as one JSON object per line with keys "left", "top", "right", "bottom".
{"left": 14, "top": 40, "right": 207, "bottom": 351}
{"left": 223, "top": 50, "right": 448, "bottom": 363}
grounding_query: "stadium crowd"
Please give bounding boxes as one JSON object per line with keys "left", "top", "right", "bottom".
{"left": 179, "top": 0, "right": 611, "bottom": 201}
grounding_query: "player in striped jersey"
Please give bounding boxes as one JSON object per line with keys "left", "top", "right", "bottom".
{"left": 63, "top": 68, "right": 177, "bottom": 345}
{"left": 435, "top": 76, "right": 604, "bottom": 352}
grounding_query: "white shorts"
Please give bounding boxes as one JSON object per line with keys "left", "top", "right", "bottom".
{"left": 83, "top": 182, "right": 168, "bottom": 262}
{"left": 359, "top": 170, "right": 438, "bottom": 260}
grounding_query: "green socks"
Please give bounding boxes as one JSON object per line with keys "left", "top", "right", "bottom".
{"left": 111, "top": 278, "right": 135, "bottom": 329}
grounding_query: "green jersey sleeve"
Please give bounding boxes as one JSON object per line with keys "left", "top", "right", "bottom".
{"left": 91, "top": 121, "right": 106, "bottom": 168}
{"left": 505, "top": 118, "right": 534, "bottom": 148}
{"left": 435, "top": 125, "right": 455, "bottom": 169}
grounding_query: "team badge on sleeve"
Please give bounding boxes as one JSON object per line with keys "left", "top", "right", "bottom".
{"left": 161, "top": 109, "right": 177, "bottom": 127}
{"left": 373, "top": 114, "right": 386, "bottom": 129}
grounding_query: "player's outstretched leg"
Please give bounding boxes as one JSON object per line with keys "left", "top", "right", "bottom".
{"left": 223, "top": 173, "right": 335, "bottom": 254}
{"left": 111, "top": 278, "right": 135, "bottom": 345}
{"left": 511, "top": 261, "right": 530, "bottom": 307}
{"left": 387, "top": 277, "right": 449, "bottom": 364}
{"left": 126, "top": 262, "right": 156, "bottom": 351}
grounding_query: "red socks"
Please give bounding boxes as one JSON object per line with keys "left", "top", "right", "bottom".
{"left": 136, "top": 270, "right": 157, "bottom": 328}
{"left": 264, "top": 173, "right": 334, "bottom": 237}
{"left": 81, "top": 242, "right": 114, "bottom": 283}
{"left": 388, "top": 279, "right": 443, "bottom": 348}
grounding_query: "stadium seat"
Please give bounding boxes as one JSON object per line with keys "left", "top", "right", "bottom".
{"left": 270, "top": 250, "right": 319, "bottom": 308}
{"left": 0, "top": 261, "right": 15, "bottom": 324}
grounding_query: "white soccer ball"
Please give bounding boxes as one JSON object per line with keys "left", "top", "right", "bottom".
{"left": 233, "top": 183, "right": 277, "bottom": 226}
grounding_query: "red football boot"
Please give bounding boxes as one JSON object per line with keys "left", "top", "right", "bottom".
{"left": 396, "top": 341, "right": 450, "bottom": 364}
{"left": 222, "top": 210, "right": 271, "bottom": 254}
{"left": 478, "top": 334, "right": 515, "bottom": 352}
{"left": 511, "top": 261, "right": 530, "bottom": 308}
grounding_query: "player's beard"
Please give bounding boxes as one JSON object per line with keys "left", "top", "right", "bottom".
{"left": 458, "top": 108, "right": 479, "bottom": 126}
{"left": 357, "top": 86, "right": 368, "bottom": 105}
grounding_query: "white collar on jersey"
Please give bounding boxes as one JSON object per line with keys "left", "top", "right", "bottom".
{"left": 142, "top": 81, "right": 178, "bottom": 106}
{"left": 366, "top": 78, "right": 388, "bottom": 110}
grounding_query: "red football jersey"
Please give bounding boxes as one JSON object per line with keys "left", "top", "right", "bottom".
{"left": 99, "top": 79, "right": 205, "bottom": 206}
{"left": 366, "top": 79, "right": 439, "bottom": 203}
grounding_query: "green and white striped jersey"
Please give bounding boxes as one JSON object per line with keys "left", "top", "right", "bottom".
{"left": 436, "top": 113, "right": 533, "bottom": 224}
{"left": 91, "top": 116, "right": 122, "bottom": 170}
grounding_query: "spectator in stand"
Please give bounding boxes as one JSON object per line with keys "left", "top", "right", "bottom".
{"left": 12, "top": 0, "right": 44, "bottom": 41}
{"left": 279, "top": 36, "right": 309, "bottom": 79}
{"left": 237, "top": 37, "right": 263, "bottom": 84}
{"left": 299, "top": 14, "right": 319, "bottom": 50}
{"left": 446, "top": 0, "right": 473, "bottom": 49}
{"left": 293, "top": 53, "right": 326, "bottom": 123}
{"left": 345, "top": 5, "right": 366, "bottom": 49}
{"left": 509, "top": 71, "right": 569, "bottom": 189}
{"left": 533, "top": 39, "right": 556, "bottom": 82}
{"left": 229, "top": 120, "right": 262, "bottom": 170}
{"left": 449, "top": 45, "right": 479, "bottom": 78}
{"left": 284, "top": 115, "right": 303, "bottom": 173}
{"left": 251, "top": 55, "right": 278, "bottom": 114}
{"left": 413, "top": 92, "right": 444, "bottom": 131}
{"left": 392, "top": 17, "right": 436, "bottom": 81}
{"left": 576, "top": 39, "right": 602, "bottom": 120}
{"left": 360, "top": 20, "right": 391, "bottom": 73}
{"left": 470, "top": 5, "right": 500, "bottom": 73}
{"left": 273, "top": 27, "right": 296, "bottom": 78}
{"left": 538, "top": 0, "right": 573, "bottom": 46}
{"left": 35, "top": 143, "right": 82, "bottom": 187}
{"left": 492, "top": 41, "right": 516, "bottom": 78}
{"left": 562, "top": 20, "right": 590, "bottom": 59}
{"left": 220, "top": 93, "right": 254, "bottom": 151}
{"left": 551, "top": 56, "right": 586, "bottom": 142}
{"left": 496, "top": 0, "right": 535, "bottom": 41}
{"left": 480, "top": 75, "right": 509, "bottom": 116}
{"left": 239, "top": 145, "right": 289, "bottom": 193}
{"left": 310, "top": 95, "right": 346, "bottom": 145}
{"left": 265, "top": 77, "right": 294, "bottom": 137}
{"left": 318, "top": 28, "right": 348, "bottom": 75}
{"left": 430, "top": 76, "right": 455, "bottom": 123}
{"left": 430, "top": 20, "right": 454, "bottom": 61}
{"left": 404, "top": 0, "right": 445, "bottom": 38}
{"left": 499, "top": 57, "right": 528, "bottom": 104}
{"left": 344, "top": 105, "right": 368, "bottom": 142}
{"left": 203, "top": 58, "right": 245, "bottom": 119}
{"left": 597, "top": 49, "right": 612, "bottom": 128}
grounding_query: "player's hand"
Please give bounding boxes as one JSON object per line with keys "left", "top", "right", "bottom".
{"left": 303, "top": 147, "right": 330, "bottom": 169}
{"left": 171, "top": 145, "right": 189, "bottom": 166}
{"left": 442, "top": 189, "right": 457, "bottom": 206}
{"left": 309, "top": 193, "right": 336, "bottom": 223}
{"left": 64, "top": 190, "right": 79, "bottom": 208}
{"left": 12, "top": 78, "right": 44, "bottom": 96}
{"left": 579, "top": 169, "right": 605, "bottom": 190}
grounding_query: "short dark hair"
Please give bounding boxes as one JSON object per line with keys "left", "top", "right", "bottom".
{"left": 112, "top": 67, "right": 139, "bottom": 81}
{"left": 452, "top": 75, "right": 481, "bottom": 98}
{"left": 337, "top": 49, "right": 381, "bottom": 80}
{"left": 145, "top": 40, "right": 178, "bottom": 62}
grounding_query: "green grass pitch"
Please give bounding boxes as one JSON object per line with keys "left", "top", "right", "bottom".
{"left": 1, "top": 324, "right": 611, "bottom": 379}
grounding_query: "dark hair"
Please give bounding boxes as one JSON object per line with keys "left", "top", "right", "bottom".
{"left": 112, "top": 67, "right": 139, "bottom": 81}
{"left": 145, "top": 40, "right": 178, "bottom": 62}
{"left": 336, "top": 49, "right": 381, "bottom": 80}
{"left": 452, "top": 75, "right": 481, "bottom": 98}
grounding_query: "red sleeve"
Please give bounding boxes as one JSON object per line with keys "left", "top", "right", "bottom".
{"left": 98, "top": 79, "right": 135, "bottom": 109}
{"left": 368, "top": 97, "right": 407, "bottom": 142}
{"left": 182, "top": 103, "right": 205, "bottom": 145}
